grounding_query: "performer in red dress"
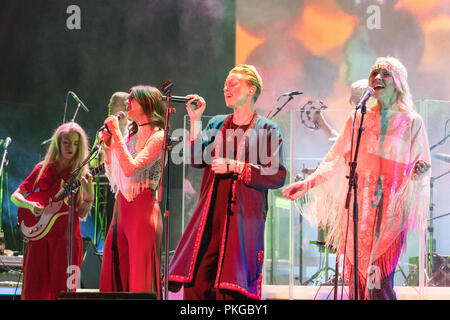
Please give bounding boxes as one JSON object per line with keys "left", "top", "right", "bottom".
{"left": 99, "top": 85, "right": 165, "bottom": 297}
{"left": 168, "top": 65, "right": 286, "bottom": 299}
{"left": 11, "top": 122, "right": 94, "bottom": 300}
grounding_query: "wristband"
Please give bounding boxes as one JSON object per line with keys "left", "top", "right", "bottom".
{"left": 225, "top": 159, "right": 232, "bottom": 172}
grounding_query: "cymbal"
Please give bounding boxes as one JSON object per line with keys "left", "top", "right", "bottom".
{"left": 432, "top": 153, "right": 450, "bottom": 163}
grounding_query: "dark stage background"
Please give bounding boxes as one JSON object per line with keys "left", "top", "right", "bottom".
{"left": 0, "top": 0, "right": 236, "bottom": 252}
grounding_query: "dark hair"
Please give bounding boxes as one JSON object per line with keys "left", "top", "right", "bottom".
{"left": 128, "top": 85, "right": 166, "bottom": 135}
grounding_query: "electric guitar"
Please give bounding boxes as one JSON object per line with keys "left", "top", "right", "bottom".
{"left": 18, "top": 164, "right": 105, "bottom": 241}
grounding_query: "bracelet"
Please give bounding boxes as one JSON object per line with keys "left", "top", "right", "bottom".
{"left": 225, "top": 159, "right": 232, "bottom": 172}
{"left": 83, "top": 198, "right": 94, "bottom": 203}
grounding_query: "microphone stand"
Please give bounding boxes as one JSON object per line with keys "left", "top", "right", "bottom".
{"left": 426, "top": 133, "right": 450, "bottom": 275}
{"left": 266, "top": 95, "right": 294, "bottom": 120}
{"left": 427, "top": 168, "right": 450, "bottom": 276}
{"left": 430, "top": 133, "right": 450, "bottom": 151}
{"left": 66, "top": 186, "right": 76, "bottom": 292}
{"left": 0, "top": 142, "right": 10, "bottom": 233}
{"left": 42, "top": 92, "right": 90, "bottom": 146}
{"left": 63, "top": 142, "right": 101, "bottom": 293}
{"left": 158, "top": 81, "right": 176, "bottom": 300}
{"left": 71, "top": 103, "right": 82, "bottom": 122}
{"left": 344, "top": 102, "right": 368, "bottom": 300}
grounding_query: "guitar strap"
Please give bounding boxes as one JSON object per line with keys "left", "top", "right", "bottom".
{"left": 111, "top": 198, "right": 123, "bottom": 291}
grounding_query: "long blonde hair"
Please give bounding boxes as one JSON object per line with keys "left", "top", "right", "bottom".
{"left": 35, "top": 122, "right": 90, "bottom": 203}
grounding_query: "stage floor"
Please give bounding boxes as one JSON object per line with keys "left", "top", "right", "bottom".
{"left": 1, "top": 285, "right": 449, "bottom": 300}
{"left": 261, "top": 285, "right": 450, "bottom": 300}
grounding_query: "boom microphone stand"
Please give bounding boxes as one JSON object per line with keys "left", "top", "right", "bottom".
{"left": 344, "top": 101, "right": 368, "bottom": 300}
{"left": 59, "top": 141, "right": 102, "bottom": 292}
{"left": 0, "top": 138, "right": 11, "bottom": 233}
{"left": 427, "top": 168, "right": 450, "bottom": 276}
{"left": 266, "top": 92, "right": 301, "bottom": 120}
{"left": 427, "top": 130, "right": 450, "bottom": 276}
{"left": 158, "top": 81, "right": 176, "bottom": 300}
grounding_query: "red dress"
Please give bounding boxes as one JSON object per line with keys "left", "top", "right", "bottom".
{"left": 99, "top": 128, "right": 164, "bottom": 297}
{"left": 19, "top": 162, "right": 83, "bottom": 300}
{"left": 168, "top": 114, "right": 287, "bottom": 299}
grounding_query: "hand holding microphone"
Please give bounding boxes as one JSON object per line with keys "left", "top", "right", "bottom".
{"left": 100, "top": 111, "right": 126, "bottom": 133}
{"left": 98, "top": 111, "right": 126, "bottom": 146}
{"left": 185, "top": 94, "right": 206, "bottom": 122}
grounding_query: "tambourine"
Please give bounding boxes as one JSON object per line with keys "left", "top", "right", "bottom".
{"left": 300, "top": 100, "right": 328, "bottom": 130}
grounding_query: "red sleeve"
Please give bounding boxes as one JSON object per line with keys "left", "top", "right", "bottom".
{"left": 19, "top": 163, "right": 43, "bottom": 194}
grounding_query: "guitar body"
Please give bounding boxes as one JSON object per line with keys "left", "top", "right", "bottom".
{"left": 18, "top": 191, "right": 68, "bottom": 241}
{"left": 17, "top": 163, "right": 104, "bottom": 241}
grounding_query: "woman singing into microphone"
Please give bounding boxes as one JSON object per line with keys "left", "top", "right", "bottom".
{"left": 99, "top": 85, "right": 165, "bottom": 297}
{"left": 283, "top": 57, "right": 431, "bottom": 300}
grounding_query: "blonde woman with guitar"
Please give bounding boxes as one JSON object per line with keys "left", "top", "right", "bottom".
{"left": 11, "top": 121, "right": 94, "bottom": 300}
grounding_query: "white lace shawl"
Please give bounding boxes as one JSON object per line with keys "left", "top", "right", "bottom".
{"left": 105, "top": 130, "right": 164, "bottom": 202}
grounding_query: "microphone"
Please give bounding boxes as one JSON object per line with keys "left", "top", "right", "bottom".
{"left": 4, "top": 137, "right": 11, "bottom": 149}
{"left": 432, "top": 152, "right": 450, "bottom": 163}
{"left": 356, "top": 87, "right": 374, "bottom": 110}
{"left": 98, "top": 111, "right": 126, "bottom": 133}
{"left": 281, "top": 90, "right": 303, "bottom": 97}
{"left": 161, "top": 95, "right": 198, "bottom": 107}
{"left": 69, "top": 91, "right": 90, "bottom": 112}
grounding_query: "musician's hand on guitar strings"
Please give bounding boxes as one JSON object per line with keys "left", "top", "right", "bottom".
{"left": 80, "top": 173, "right": 94, "bottom": 201}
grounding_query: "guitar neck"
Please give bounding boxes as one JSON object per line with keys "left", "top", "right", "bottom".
{"left": 72, "top": 163, "right": 105, "bottom": 188}
{"left": 54, "top": 163, "right": 105, "bottom": 201}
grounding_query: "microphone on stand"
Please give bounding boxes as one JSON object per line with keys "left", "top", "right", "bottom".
{"left": 281, "top": 90, "right": 303, "bottom": 97}
{"left": 3, "top": 137, "right": 11, "bottom": 149}
{"left": 68, "top": 91, "right": 90, "bottom": 112}
{"left": 356, "top": 87, "right": 374, "bottom": 110}
{"left": 161, "top": 95, "right": 198, "bottom": 107}
{"left": 268, "top": 90, "right": 303, "bottom": 119}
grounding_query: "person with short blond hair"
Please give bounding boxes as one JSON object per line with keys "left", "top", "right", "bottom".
{"left": 108, "top": 91, "right": 130, "bottom": 136}
{"left": 228, "top": 64, "right": 263, "bottom": 102}
{"left": 168, "top": 65, "right": 286, "bottom": 300}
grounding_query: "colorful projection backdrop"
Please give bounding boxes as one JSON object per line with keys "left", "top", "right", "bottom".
{"left": 236, "top": 0, "right": 450, "bottom": 118}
